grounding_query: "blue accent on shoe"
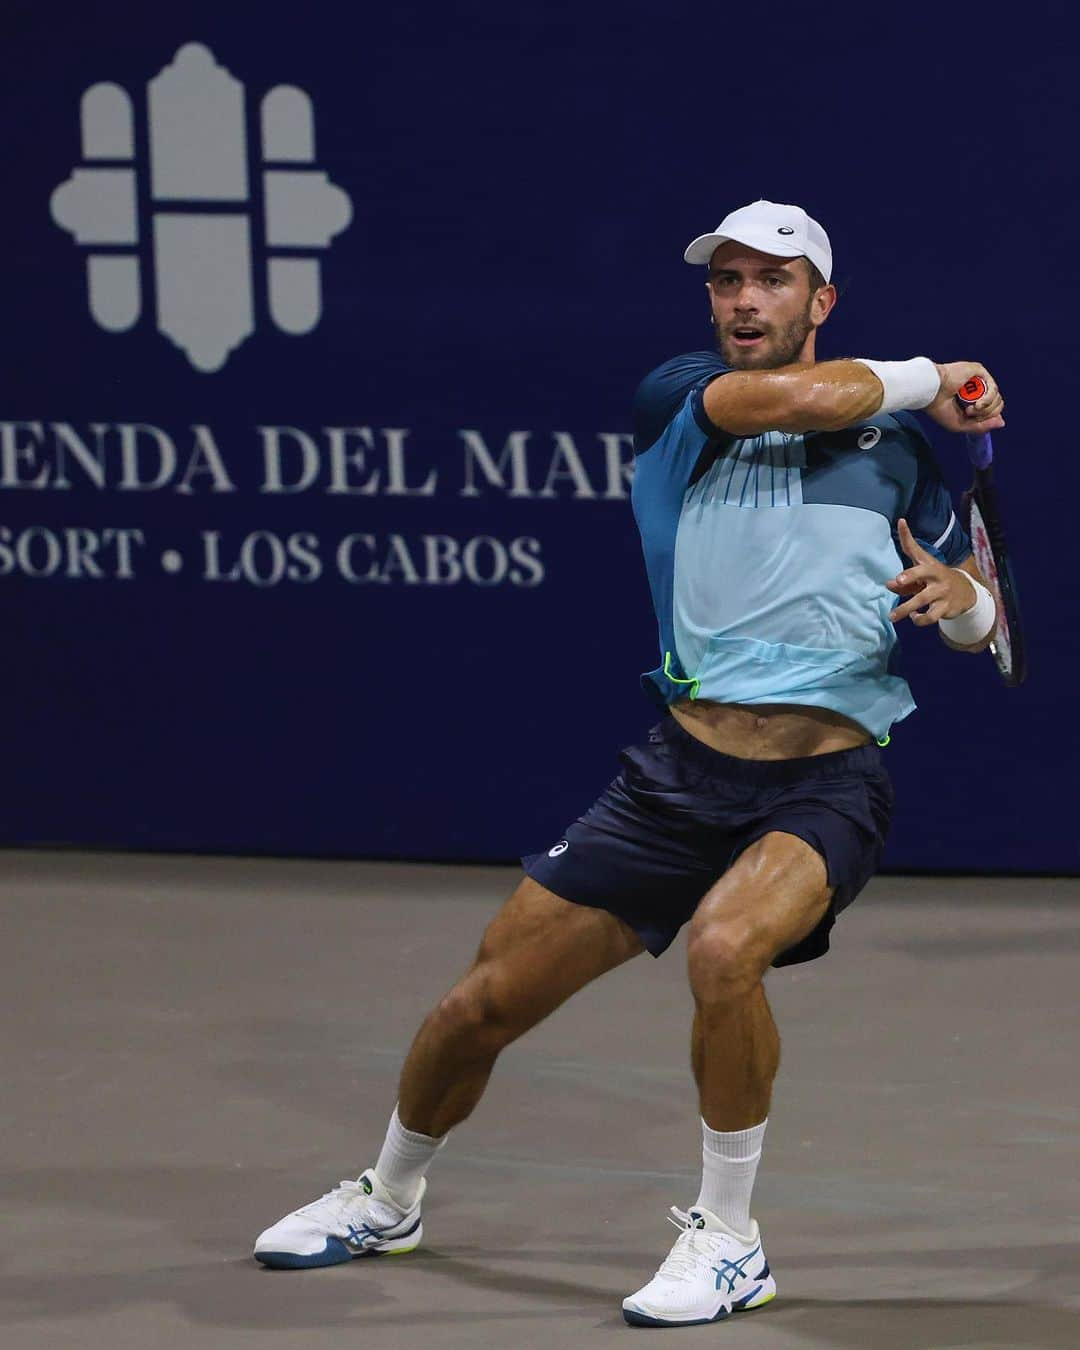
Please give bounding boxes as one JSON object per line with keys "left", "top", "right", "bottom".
{"left": 344, "top": 1213, "right": 421, "bottom": 1251}
{"left": 732, "top": 1283, "right": 763, "bottom": 1310}
{"left": 255, "top": 1237, "right": 354, "bottom": 1269}
{"left": 623, "top": 1305, "right": 730, "bottom": 1328}
{"left": 757, "top": 1260, "right": 770, "bottom": 1279}
{"left": 711, "top": 1243, "right": 761, "bottom": 1293}
{"left": 256, "top": 1215, "right": 421, "bottom": 1270}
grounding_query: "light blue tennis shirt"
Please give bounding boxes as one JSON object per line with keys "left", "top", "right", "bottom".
{"left": 631, "top": 351, "right": 972, "bottom": 740}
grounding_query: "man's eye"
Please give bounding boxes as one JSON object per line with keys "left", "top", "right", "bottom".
{"left": 766, "top": 276, "right": 784, "bottom": 287}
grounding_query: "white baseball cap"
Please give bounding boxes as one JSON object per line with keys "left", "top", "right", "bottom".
{"left": 684, "top": 200, "right": 833, "bottom": 282}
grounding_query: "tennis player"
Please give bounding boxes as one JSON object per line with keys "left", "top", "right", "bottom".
{"left": 254, "top": 200, "right": 1003, "bottom": 1327}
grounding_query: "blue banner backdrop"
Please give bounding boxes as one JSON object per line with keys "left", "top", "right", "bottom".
{"left": 0, "top": 2, "right": 1070, "bottom": 870}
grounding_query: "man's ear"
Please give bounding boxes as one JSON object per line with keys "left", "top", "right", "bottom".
{"left": 811, "top": 283, "right": 837, "bottom": 328}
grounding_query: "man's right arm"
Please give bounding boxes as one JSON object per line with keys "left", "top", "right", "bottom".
{"left": 702, "top": 358, "right": 1004, "bottom": 437}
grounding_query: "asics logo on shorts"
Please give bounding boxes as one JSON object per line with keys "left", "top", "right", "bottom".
{"left": 548, "top": 840, "right": 569, "bottom": 857}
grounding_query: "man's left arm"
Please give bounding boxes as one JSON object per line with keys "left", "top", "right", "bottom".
{"left": 886, "top": 519, "right": 996, "bottom": 653}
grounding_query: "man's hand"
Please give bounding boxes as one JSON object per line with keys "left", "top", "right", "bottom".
{"left": 924, "top": 362, "right": 1005, "bottom": 434}
{"left": 886, "top": 519, "right": 979, "bottom": 627}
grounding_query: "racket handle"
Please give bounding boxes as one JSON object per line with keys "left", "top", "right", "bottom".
{"left": 964, "top": 430, "right": 993, "bottom": 468}
{"left": 955, "top": 376, "right": 994, "bottom": 468}
{"left": 955, "top": 376, "right": 987, "bottom": 405}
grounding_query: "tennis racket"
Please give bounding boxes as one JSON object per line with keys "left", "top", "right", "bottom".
{"left": 954, "top": 376, "right": 1027, "bottom": 686}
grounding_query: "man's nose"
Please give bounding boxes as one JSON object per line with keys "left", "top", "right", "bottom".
{"left": 733, "top": 283, "right": 758, "bottom": 309}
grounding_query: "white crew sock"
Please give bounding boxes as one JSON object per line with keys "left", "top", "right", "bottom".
{"left": 694, "top": 1117, "right": 767, "bottom": 1240}
{"left": 373, "top": 1105, "right": 448, "bottom": 1209}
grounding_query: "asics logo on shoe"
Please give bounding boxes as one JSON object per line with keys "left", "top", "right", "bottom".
{"left": 345, "top": 1222, "right": 388, "bottom": 1249}
{"left": 343, "top": 1215, "right": 421, "bottom": 1252}
{"left": 712, "top": 1244, "right": 762, "bottom": 1293}
{"left": 689, "top": 1210, "right": 706, "bottom": 1229}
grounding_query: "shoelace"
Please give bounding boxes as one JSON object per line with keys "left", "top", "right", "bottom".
{"left": 653, "top": 1206, "right": 723, "bottom": 1284}
{"left": 297, "top": 1179, "right": 365, "bottom": 1221}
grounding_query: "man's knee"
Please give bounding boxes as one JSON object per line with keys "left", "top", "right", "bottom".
{"left": 688, "top": 834, "right": 833, "bottom": 1005}
{"left": 686, "top": 915, "right": 771, "bottom": 1006}
{"left": 429, "top": 956, "right": 524, "bottom": 1056}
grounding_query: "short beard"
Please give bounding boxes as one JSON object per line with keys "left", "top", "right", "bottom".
{"left": 716, "top": 303, "right": 815, "bottom": 370}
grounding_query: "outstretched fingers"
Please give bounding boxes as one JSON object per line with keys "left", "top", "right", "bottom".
{"left": 889, "top": 588, "right": 941, "bottom": 623}
{"left": 887, "top": 522, "right": 940, "bottom": 622}
{"left": 896, "top": 518, "right": 930, "bottom": 564}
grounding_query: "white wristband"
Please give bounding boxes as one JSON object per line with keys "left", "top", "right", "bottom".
{"left": 939, "top": 569, "right": 996, "bottom": 645}
{"left": 854, "top": 357, "right": 941, "bottom": 414}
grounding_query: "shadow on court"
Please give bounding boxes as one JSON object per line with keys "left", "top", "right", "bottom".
{"left": 3, "top": 1249, "right": 1078, "bottom": 1349}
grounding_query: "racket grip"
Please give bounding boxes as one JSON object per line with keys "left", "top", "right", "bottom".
{"left": 964, "top": 431, "right": 993, "bottom": 468}
{"left": 955, "top": 376, "right": 993, "bottom": 468}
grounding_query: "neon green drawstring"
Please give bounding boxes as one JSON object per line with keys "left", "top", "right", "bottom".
{"left": 663, "top": 651, "right": 700, "bottom": 701}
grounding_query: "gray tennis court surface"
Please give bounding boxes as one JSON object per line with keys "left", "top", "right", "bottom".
{"left": 2, "top": 850, "right": 1078, "bottom": 1350}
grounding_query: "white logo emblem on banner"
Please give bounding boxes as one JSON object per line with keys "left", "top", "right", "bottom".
{"left": 49, "top": 42, "right": 353, "bottom": 373}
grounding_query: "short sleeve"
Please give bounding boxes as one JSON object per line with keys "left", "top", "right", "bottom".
{"left": 894, "top": 412, "right": 972, "bottom": 565}
{"left": 632, "top": 351, "right": 733, "bottom": 455}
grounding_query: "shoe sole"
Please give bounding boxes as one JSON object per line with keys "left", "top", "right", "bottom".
{"left": 255, "top": 1226, "right": 423, "bottom": 1270}
{"left": 622, "top": 1278, "right": 777, "bottom": 1327}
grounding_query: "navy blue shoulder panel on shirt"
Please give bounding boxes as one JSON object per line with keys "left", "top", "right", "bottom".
{"left": 798, "top": 411, "right": 971, "bottom": 562}
{"left": 631, "top": 351, "right": 733, "bottom": 454}
{"left": 894, "top": 411, "right": 973, "bottom": 565}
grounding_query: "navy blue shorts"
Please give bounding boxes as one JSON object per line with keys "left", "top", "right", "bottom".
{"left": 523, "top": 716, "right": 894, "bottom": 967}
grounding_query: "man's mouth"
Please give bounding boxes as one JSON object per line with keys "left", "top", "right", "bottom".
{"left": 730, "top": 327, "right": 767, "bottom": 347}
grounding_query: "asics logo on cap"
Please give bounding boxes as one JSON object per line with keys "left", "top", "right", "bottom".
{"left": 683, "top": 199, "right": 833, "bottom": 282}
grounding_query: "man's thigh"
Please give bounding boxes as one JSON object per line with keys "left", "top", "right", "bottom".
{"left": 463, "top": 876, "right": 646, "bottom": 1028}
{"left": 688, "top": 831, "right": 834, "bottom": 969}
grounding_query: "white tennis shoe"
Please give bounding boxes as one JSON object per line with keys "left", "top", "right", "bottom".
{"left": 622, "top": 1204, "right": 776, "bottom": 1327}
{"left": 254, "top": 1168, "right": 424, "bottom": 1269}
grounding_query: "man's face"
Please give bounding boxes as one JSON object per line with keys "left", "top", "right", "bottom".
{"left": 706, "top": 242, "right": 825, "bottom": 370}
